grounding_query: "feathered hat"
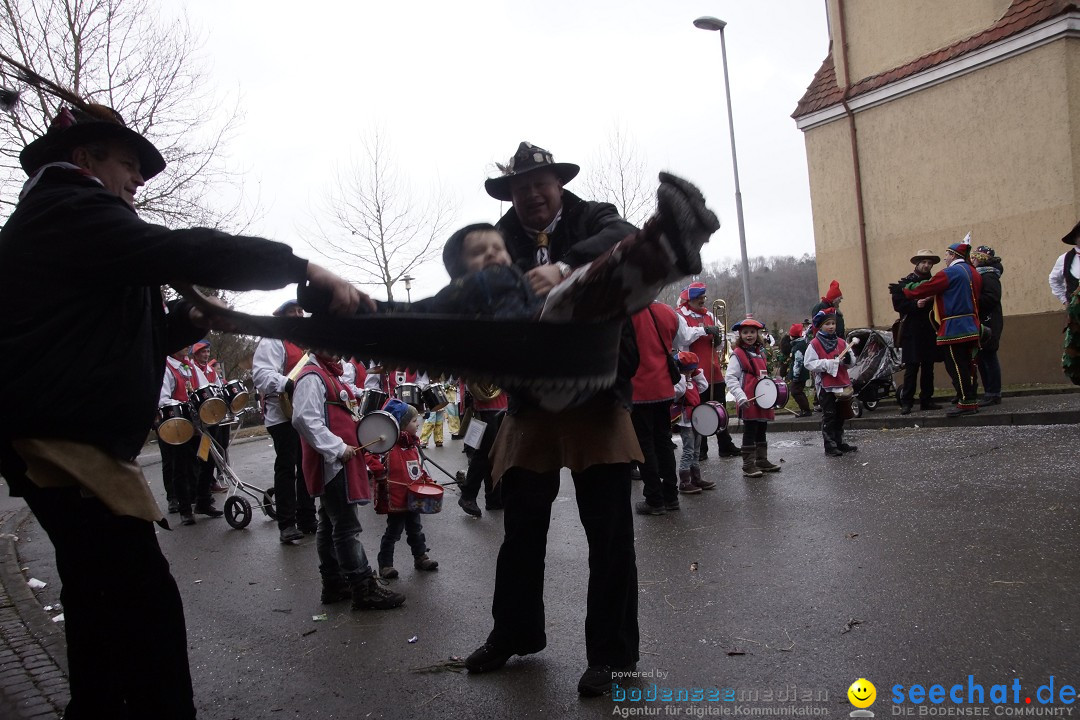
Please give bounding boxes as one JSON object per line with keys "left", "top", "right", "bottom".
{"left": 484, "top": 142, "right": 579, "bottom": 202}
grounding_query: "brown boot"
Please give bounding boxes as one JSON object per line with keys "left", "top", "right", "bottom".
{"left": 755, "top": 442, "right": 781, "bottom": 473}
{"left": 689, "top": 465, "right": 716, "bottom": 490}
{"left": 678, "top": 469, "right": 701, "bottom": 494}
{"left": 741, "top": 446, "right": 763, "bottom": 478}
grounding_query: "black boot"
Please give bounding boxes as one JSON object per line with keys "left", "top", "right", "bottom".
{"left": 823, "top": 424, "right": 842, "bottom": 456}
{"left": 836, "top": 428, "right": 857, "bottom": 453}
{"left": 755, "top": 443, "right": 781, "bottom": 472}
{"left": 741, "top": 446, "right": 763, "bottom": 478}
{"left": 320, "top": 576, "right": 351, "bottom": 604}
{"left": 351, "top": 574, "right": 406, "bottom": 610}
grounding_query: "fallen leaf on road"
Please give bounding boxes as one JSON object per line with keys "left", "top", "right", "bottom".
{"left": 690, "top": 562, "right": 698, "bottom": 572}
{"left": 841, "top": 618, "right": 863, "bottom": 634}
{"left": 846, "top": 533, "right": 859, "bottom": 539}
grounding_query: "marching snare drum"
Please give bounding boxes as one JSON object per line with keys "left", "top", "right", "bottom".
{"left": 359, "top": 389, "right": 388, "bottom": 416}
{"left": 356, "top": 410, "right": 399, "bottom": 454}
{"left": 421, "top": 383, "right": 449, "bottom": 411}
{"left": 406, "top": 482, "right": 444, "bottom": 514}
{"left": 753, "top": 378, "right": 788, "bottom": 410}
{"left": 394, "top": 383, "right": 422, "bottom": 409}
{"left": 189, "top": 384, "right": 228, "bottom": 425}
{"left": 223, "top": 379, "right": 250, "bottom": 413}
{"left": 690, "top": 401, "right": 729, "bottom": 436}
{"left": 156, "top": 401, "right": 194, "bottom": 445}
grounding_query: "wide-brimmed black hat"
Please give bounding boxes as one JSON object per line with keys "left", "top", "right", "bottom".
{"left": 1062, "top": 220, "right": 1080, "bottom": 245}
{"left": 19, "top": 104, "right": 166, "bottom": 179}
{"left": 484, "top": 141, "right": 579, "bottom": 202}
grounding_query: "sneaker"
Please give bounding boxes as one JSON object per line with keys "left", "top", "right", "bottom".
{"left": 664, "top": 499, "right": 681, "bottom": 511}
{"left": 578, "top": 665, "right": 635, "bottom": 697}
{"left": 195, "top": 504, "right": 224, "bottom": 518}
{"left": 414, "top": 554, "right": 439, "bottom": 571}
{"left": 380, "top": 566, "right": 399, "bottom": 579}
{"left": 167, "top": 499, "right": 180, "bottom": 514}
{"left": 180, "top": 513, "right": 196, "bottom": 526}
{"left": 635, "top": 500, "right": 665, "bottom": 516}
{"left": 279, "top": 526, "right": 304, "bottom": 544}
{"left": 435, "top": 442, "right": 443, "bottom": 448}
{"left": 458, "top": 498, "right": 482, "bottom": 517}
{"left": 678, "top": 482, "right": 702, "bottom": 494}
{"left": 824, "top": 448, "right": 844, "bottom": 457}
{"left": 351, "top": 575, "right": 405, "bottom": 610}
{"left": 978, "top": 396, "right": 1001, "bottom": 407}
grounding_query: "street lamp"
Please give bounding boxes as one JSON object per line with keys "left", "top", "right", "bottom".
{"left": 694, "top": 15, "right": 753, "bottom": 316}
{"left": 402, "top": 274, "right": 414, "bottom": 303}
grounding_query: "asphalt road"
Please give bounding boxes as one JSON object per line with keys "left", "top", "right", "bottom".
{"left": 10, "top": 423, "right": 1080, "bottom": 720}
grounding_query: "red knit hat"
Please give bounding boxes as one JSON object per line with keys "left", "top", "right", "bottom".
{"left": 823, "top": 280, "right": 842, "bottom": 304}
{"left": 788, "top": 323, "right": 804, "bottom": 338}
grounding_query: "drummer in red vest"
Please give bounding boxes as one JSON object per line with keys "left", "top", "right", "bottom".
{"left": 724, "top": 315, "right": 782, "bottom": 478}
{"left": 802, "top": 308, "right": 858, "bottom": 456}
{"left": 291, "top": 352, "right": 406, "bottom": 611}
{"left": 341, "top": 356, "right": 367, "bottom": 392}
{"left": 189, "top": 339, "right": 230, "bottom": 494}
{"left": 252, "top": 299, "right": 318, "bottom": 543}
{"left": 158, "top": 349, "right": 199, "bottom": 523}
{"left": 675, "top": 282, "right": 741, "bottom": 460}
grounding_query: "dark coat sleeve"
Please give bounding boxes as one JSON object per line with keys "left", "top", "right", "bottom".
{"left": 559, "top": 201, "right": 637, "bottom": 268}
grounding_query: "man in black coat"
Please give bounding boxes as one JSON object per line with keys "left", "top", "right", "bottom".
{"left": 890, "top": 249, "right": 943, "bottom": 414}
{"left": 0, "top": 103, "right": 365, "bottom": 719}
{"left": 972, "top": 245, "right": 1005, "bottom": 405}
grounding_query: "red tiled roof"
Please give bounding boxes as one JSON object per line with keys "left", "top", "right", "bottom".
{"left": 792, "top": 0, "right": 1077, "bottom": 119}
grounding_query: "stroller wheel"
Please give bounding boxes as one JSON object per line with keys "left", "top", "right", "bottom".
{"left": 851, "top": 399, "right": 863, "bottom": 418}
{"left": 863, "top": 399, "right": 878, "bottom": 411}
{"left": 224, "top": 496, "right": 253, "bottom": 529}
{"left": 262, "top": 487, "right": 278, "bottom": 520}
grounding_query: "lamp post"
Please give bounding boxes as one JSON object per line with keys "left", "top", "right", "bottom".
{"left": 694, "top": 15, "right": 753, "bottom": 316}
{"left": 402, "top": 274, "right": 414, "bottom": 303}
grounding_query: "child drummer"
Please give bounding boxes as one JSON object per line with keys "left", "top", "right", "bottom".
{"left": 366, "top": 398, "right": 440, "bottom": 579}
{"left": 802, "top": 308, "right": 857, "bottom": 457}
{"left": 724, "top": 316, "right": 781, "bottom": 478}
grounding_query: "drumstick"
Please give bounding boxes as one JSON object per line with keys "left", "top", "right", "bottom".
{"left": 358, "top": 435, "right": 387, "bottom": 450}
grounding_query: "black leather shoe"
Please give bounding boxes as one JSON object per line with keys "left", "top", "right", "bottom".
{"left": 167, "top": 499, "right": 180, "bottom": 514}
{"left": 838, "top": 443, "right": 858, "bottom": 453}
{"left": 279, "top": 526, "right": 304, "bottom": 543}
{"left": 978, "top": 396, "right": 1001, "bottom": 407}
{"left": 946, "top": 407, "right": 979, "bottom": 418}
{"left": 465, "top": 643, "right": 514, "bottom": 673}
{"left": 458, "top": 498, "right": 482, "bottom": 517}
{"left": 664, "top": 499, "right": 681, "bottom": 511}
{"left": 180, "top": 513, "right": 196, "bottom": 526}
{"left": 824, "top": 448, "right": 843, "bottom": 457}
{"left": 578, "top": 664, "right": 636, "bottom": 697}
{"left": 920, "top": 401, "right": 942, "bottom": 410}
{"left": 195, "top": 504, "right": 224, "bottom": 518}
{"left": 635, "top": 500, "right": 665, "bottom": 516}
{"left": 899, "top": 405, "right": 912, "bottom": 415}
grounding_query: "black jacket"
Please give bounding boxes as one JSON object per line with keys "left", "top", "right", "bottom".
{"left": 0, "top": 166, "right": 309, "bottom": 468}
{"left": 496, "top": 191, "right": 639, "bottom": 409}
{"left": 890, "top": 271, "right": 939, "bottom": 364}
{"left": 976, "top": 262, "right": 1004, "bottom": 353}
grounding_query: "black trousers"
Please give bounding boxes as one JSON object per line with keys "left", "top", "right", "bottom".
{"left": 942, "top": 341, "right": 978, "bottom": 409}
{"left": 159, "top": 437, "right": 198, "bottom": 513}
{"left": 487, "top": 464, "right": 639, "bottom": 668}
{"left": 460, "top": 410, "right": 504, "bottom": 506}
{"left": 631, "top": 401, "right": 678, "bottom": 507}
{"left": 19, "top": 483, "right": 195, "bottom": 719}
{"left": 901, "top": 359, "right": 936, "bottom": 407}
{"left": 790, "top": 376, "right": 812, "bottom": 413}
{"left": 817, "top": 390, "right": 846, "bottom": 451}
{"left": 740, "top": 419, "right": 768, "bottom": 446}
{"left": 267, "top": 421, "right": 317, "bottom": 531}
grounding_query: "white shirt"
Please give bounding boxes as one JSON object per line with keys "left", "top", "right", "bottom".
{"left": 190, "top": 362, "right": 222, "bottom": 389}
{"left": 291, "top": 369, "right": 348, "bottom": 486}
{"left": 252, "top": 338, "right": 308, "bottom": 426}
{"left": 802, "top": 339, "right": 855, "bottom": 393}
{"left": 1048, "top": 249, "right": 1080, "bottom": 304}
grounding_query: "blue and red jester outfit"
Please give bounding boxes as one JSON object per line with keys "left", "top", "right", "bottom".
{"left": 899, "top": 239, "right": 983, "bottom": 416}
{"left": 366, "top": 399, "right": 440, "bottom": 579}
{"left": 724, "top": 315, "right": 781, "bottom": 478}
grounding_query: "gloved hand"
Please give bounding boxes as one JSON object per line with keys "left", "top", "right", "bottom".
{"left": 283, "top": 378, "right": 295, "bottom": 395}
{"left": 704, "top": 325, "right": 722, "bottom": 339}
{"left": 888, "top": 282, "right": 903, "bottom": 295}
{"left": 656, "top": 172, "right": 721, "bottom": 276}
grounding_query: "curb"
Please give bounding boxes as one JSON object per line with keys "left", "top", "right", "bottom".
{"left": 769, "top": 409, "right": 1080, "bottom": 434}
{"left": 0, "top": 505, "right": 68, "bottom": 718}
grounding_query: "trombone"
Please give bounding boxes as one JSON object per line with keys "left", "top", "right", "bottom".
{"left": 709, "top": 299, "right": 730, "bottom": 402}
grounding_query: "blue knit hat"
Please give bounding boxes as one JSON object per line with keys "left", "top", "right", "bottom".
{"left": 383, "top": 398, "right": 416, "bottom": 427}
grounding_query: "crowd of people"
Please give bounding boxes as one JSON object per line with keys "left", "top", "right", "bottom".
{"left": 0, "top": 98, "right": 1076, "bottom": 720}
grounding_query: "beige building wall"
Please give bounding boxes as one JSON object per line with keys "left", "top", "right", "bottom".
{"left": 830, "top": 0, "right": 1012, "bottom": 86}
{"left": 802, "top": 39, "right": 1080, "bottom": 382}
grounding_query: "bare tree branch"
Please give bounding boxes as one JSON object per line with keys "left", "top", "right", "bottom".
{"left": 307, "top": 129, "right": 457, "bottom": 302}
{"left": 0, "top": 0, "right": 255, "bottom": 230}
{"left": 581, "top": 123, "right": 652, "bottom": 227}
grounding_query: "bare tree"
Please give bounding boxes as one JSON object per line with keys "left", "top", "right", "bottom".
{"left": 581, "top": 123, "right": 652, "bottom": 226}
{"left": 0, "top": 0, "right": 250, "bottom": 229}
{"left": 310, "top": 130, "right": 456, "bottom": 302}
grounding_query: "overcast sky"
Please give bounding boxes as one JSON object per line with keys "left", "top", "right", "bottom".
{"left": 165, "top": 0, "right": 830, "bottom": 312}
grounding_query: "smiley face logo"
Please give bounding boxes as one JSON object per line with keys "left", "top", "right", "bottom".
{"left": 848, "top": 679, "right": 876, "bottom": 708}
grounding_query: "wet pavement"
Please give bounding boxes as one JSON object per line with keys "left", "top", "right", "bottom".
{"left": 1, "top": 406, "right": 1079, "bottom": 719}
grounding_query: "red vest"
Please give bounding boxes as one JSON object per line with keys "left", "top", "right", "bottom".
{"left": 732, "top": 346, "right": 774, "bottom": 422}
{"left": 810, "top": 337, "right": 852, "bottom": 390}
{"left": 167, "top": 361, "right": 190, "bottom": 402}
{"left": 679, "top": 305, "right": 724, "bottom": 384}
{"left": 387, "top": 369, "right": 418, "bottom": 394}
{"left": 191, "top": 361, "right": 217, "bottom": 387}
{"left": 295, "top": 365, "right": 370, "bottom": 504}
{"left": 374, "top": 435, "right": 433, "bottom": 513}
{"left": 631, "top": 304, "right": 680, "bottom": 404}
{"left": 349, "top": 358, "right": 367, "bottom": 388}
{"left": 281, "top": 340, "right": 307, "bottom": 375}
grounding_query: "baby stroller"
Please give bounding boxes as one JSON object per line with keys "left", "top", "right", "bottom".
{"left": 845, "top": 328, "right": 902, "bottom": 417}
